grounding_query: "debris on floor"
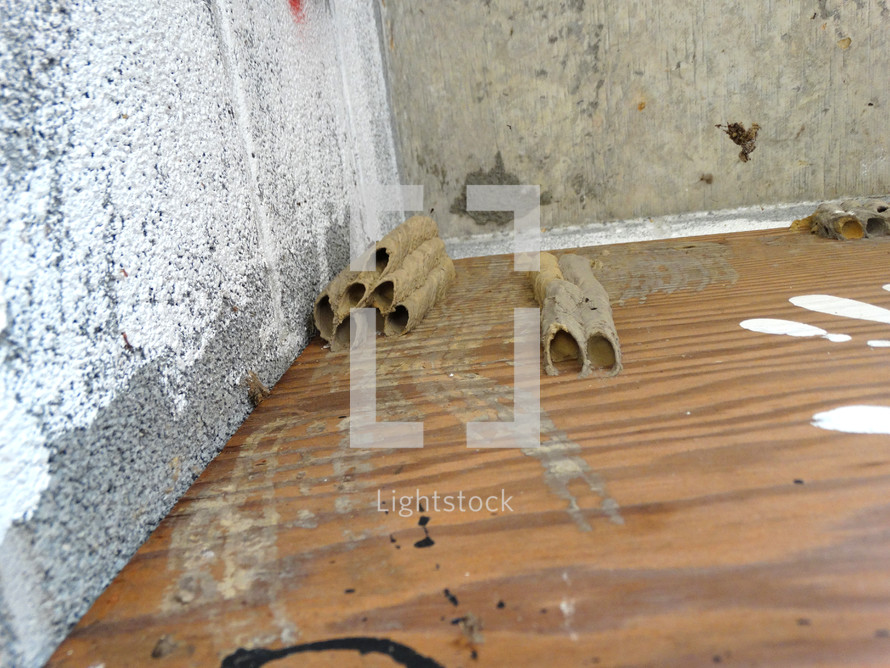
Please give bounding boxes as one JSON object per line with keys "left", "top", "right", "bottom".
{"left": 245, "top": 370, "right": 271, "bottom": 407}
{"left": 791, "top": 198, "right": 890, "bottom": 240}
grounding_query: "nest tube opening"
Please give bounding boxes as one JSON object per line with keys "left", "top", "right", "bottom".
{"left": 550, "top": 329, "right": 581, "bottom": 363}
{"left": 587, "top": 333, "right": 617, "bottom": 371}
{"left": 546, "top": 328, "right": 584, "bottom": 375}
{"left": 332, "top": 313, "right": 352, "bottom": 351}
{"left": 329, "top": 308, "right": 385, "bottom": 352}
{"left": 369, "top": 280, "right": 396, "bottom": 311}
{"left": 375, "top": 247, "right": 390, "bottom": 274}
{"left": 385, "top": 305, "right": 410, "bottom": 335}
{"left": 314, "top": 294, "right": 335, "bottom": 341}
{"left": 866, "top": 217, "right": 888, "bottom": 236}
{"left": 838, "top": 216, "right": 865, "bottom": 240}
{"left": 345, "top": 281, "right": 367, "bottom": 307}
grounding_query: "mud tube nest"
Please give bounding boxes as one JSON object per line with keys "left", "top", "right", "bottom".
{"left": 313, "top": 216, "right": 455, "bottom": 352}
{"left": 528, "top": 252, "right": 622, "bottom": 378}
{"left": 791, "top": 198, "right": 890, "bottom": 240}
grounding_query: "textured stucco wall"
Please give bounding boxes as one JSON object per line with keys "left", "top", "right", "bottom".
{"left": 0, "top": 0, "right": 398, "bottom": 664}
{"left": 380, "top": 0, "right": 890, "bottom": 239}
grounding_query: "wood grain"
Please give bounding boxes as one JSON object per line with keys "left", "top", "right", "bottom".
{"left": 49, "top": 229, "right": 890, "bottom": 667}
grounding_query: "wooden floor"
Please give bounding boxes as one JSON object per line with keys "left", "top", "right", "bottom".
{"left": 50, "top": 229, "right": 890, "bottom": 667}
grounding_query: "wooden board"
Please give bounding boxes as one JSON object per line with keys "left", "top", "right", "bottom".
{"left": 50, "top": 229, "right": 890, "bottom": 667}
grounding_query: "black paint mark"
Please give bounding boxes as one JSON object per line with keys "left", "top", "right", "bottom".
{"left": 794, "top": 479, "right": 804, "bottom": 485}
{"left": 344, "top": 588, "right": 355, "bottom": 594}
{"left": 496, "top": 600, "right": 505, "bottom": 609}
{"left": 221, "top": 637, "right": 445, "bottom": 668}
{"left": 414, "top": 536, "right": 435, "bottom": 548}
{"left": 418, "top": 515, "right": 430, "bottom": 527}
{"left": 796, "top": 618, "right": 811, "bottom": 626}
{"left": 443, "top": 588, "right": 459, "bottom": 606}
{"left": 471, "top": 648, "right": 479, "bottom": 660}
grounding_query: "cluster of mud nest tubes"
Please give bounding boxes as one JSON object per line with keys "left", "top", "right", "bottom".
{"left": 793, "top": 198, "right": 890, "bottom": 240}
{"left": 314, "top": 219, "right": 623, "bottom": 378}
{"left": 314, "top": 216, "right": 455, "bottom": 352}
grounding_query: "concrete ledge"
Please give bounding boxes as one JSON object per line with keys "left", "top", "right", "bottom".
{"left": 444, "top": 200, "right": 827, "bottom": 260}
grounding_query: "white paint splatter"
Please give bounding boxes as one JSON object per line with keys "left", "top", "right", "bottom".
{"left": 560, "top": 597, "right": 579, "bottom": 641}
{"left": 868, "top": 340, "right": 890, "bottom": 348}
{"left": 883, "top": 284, "right": 890, "bottom": 292}
{"left": 739, "top": 318, "right": 850, "bottom": 342}
{"left": 811, "top": 406, "right": 890, "bottom": 434}
{"left": 790, "top": 295, "right": 890, "bottom": 325}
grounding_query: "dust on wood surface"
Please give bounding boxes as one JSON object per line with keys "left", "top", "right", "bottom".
{"left": 50, "top": 229, "right": 890, "bottom": 667}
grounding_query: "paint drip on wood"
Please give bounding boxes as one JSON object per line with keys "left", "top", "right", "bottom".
{"left": 811, "top": 406, "right": 890, "bottom": 435}
{"left": 739, "top": 318, "right": 850, "bottom": 343}
{"left": 789, "top": 294, "right": 890, "bottom": 325}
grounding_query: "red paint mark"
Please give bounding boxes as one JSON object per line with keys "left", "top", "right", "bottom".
{"left": 288, "top": 0, "right": 304, "bottom": 21}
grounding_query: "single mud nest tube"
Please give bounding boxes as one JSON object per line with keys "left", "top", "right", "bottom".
{"left": 368, "top": 237, "right": 449, "bottom": 312}
{"left": 313, "top": 215, "right": 454, "bottom": 352}
{"left": 528, "top": 252, "right": 622, "bottom": 378}
{"left": 383, "top": 261, "right": 456, "bottom": 336}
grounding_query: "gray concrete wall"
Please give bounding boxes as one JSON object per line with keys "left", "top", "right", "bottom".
{"left": 380, "top": 0, "right": 890, "bottom": 240}
{"left": 0, "top": 0, "right": 398, "bottom": 664}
